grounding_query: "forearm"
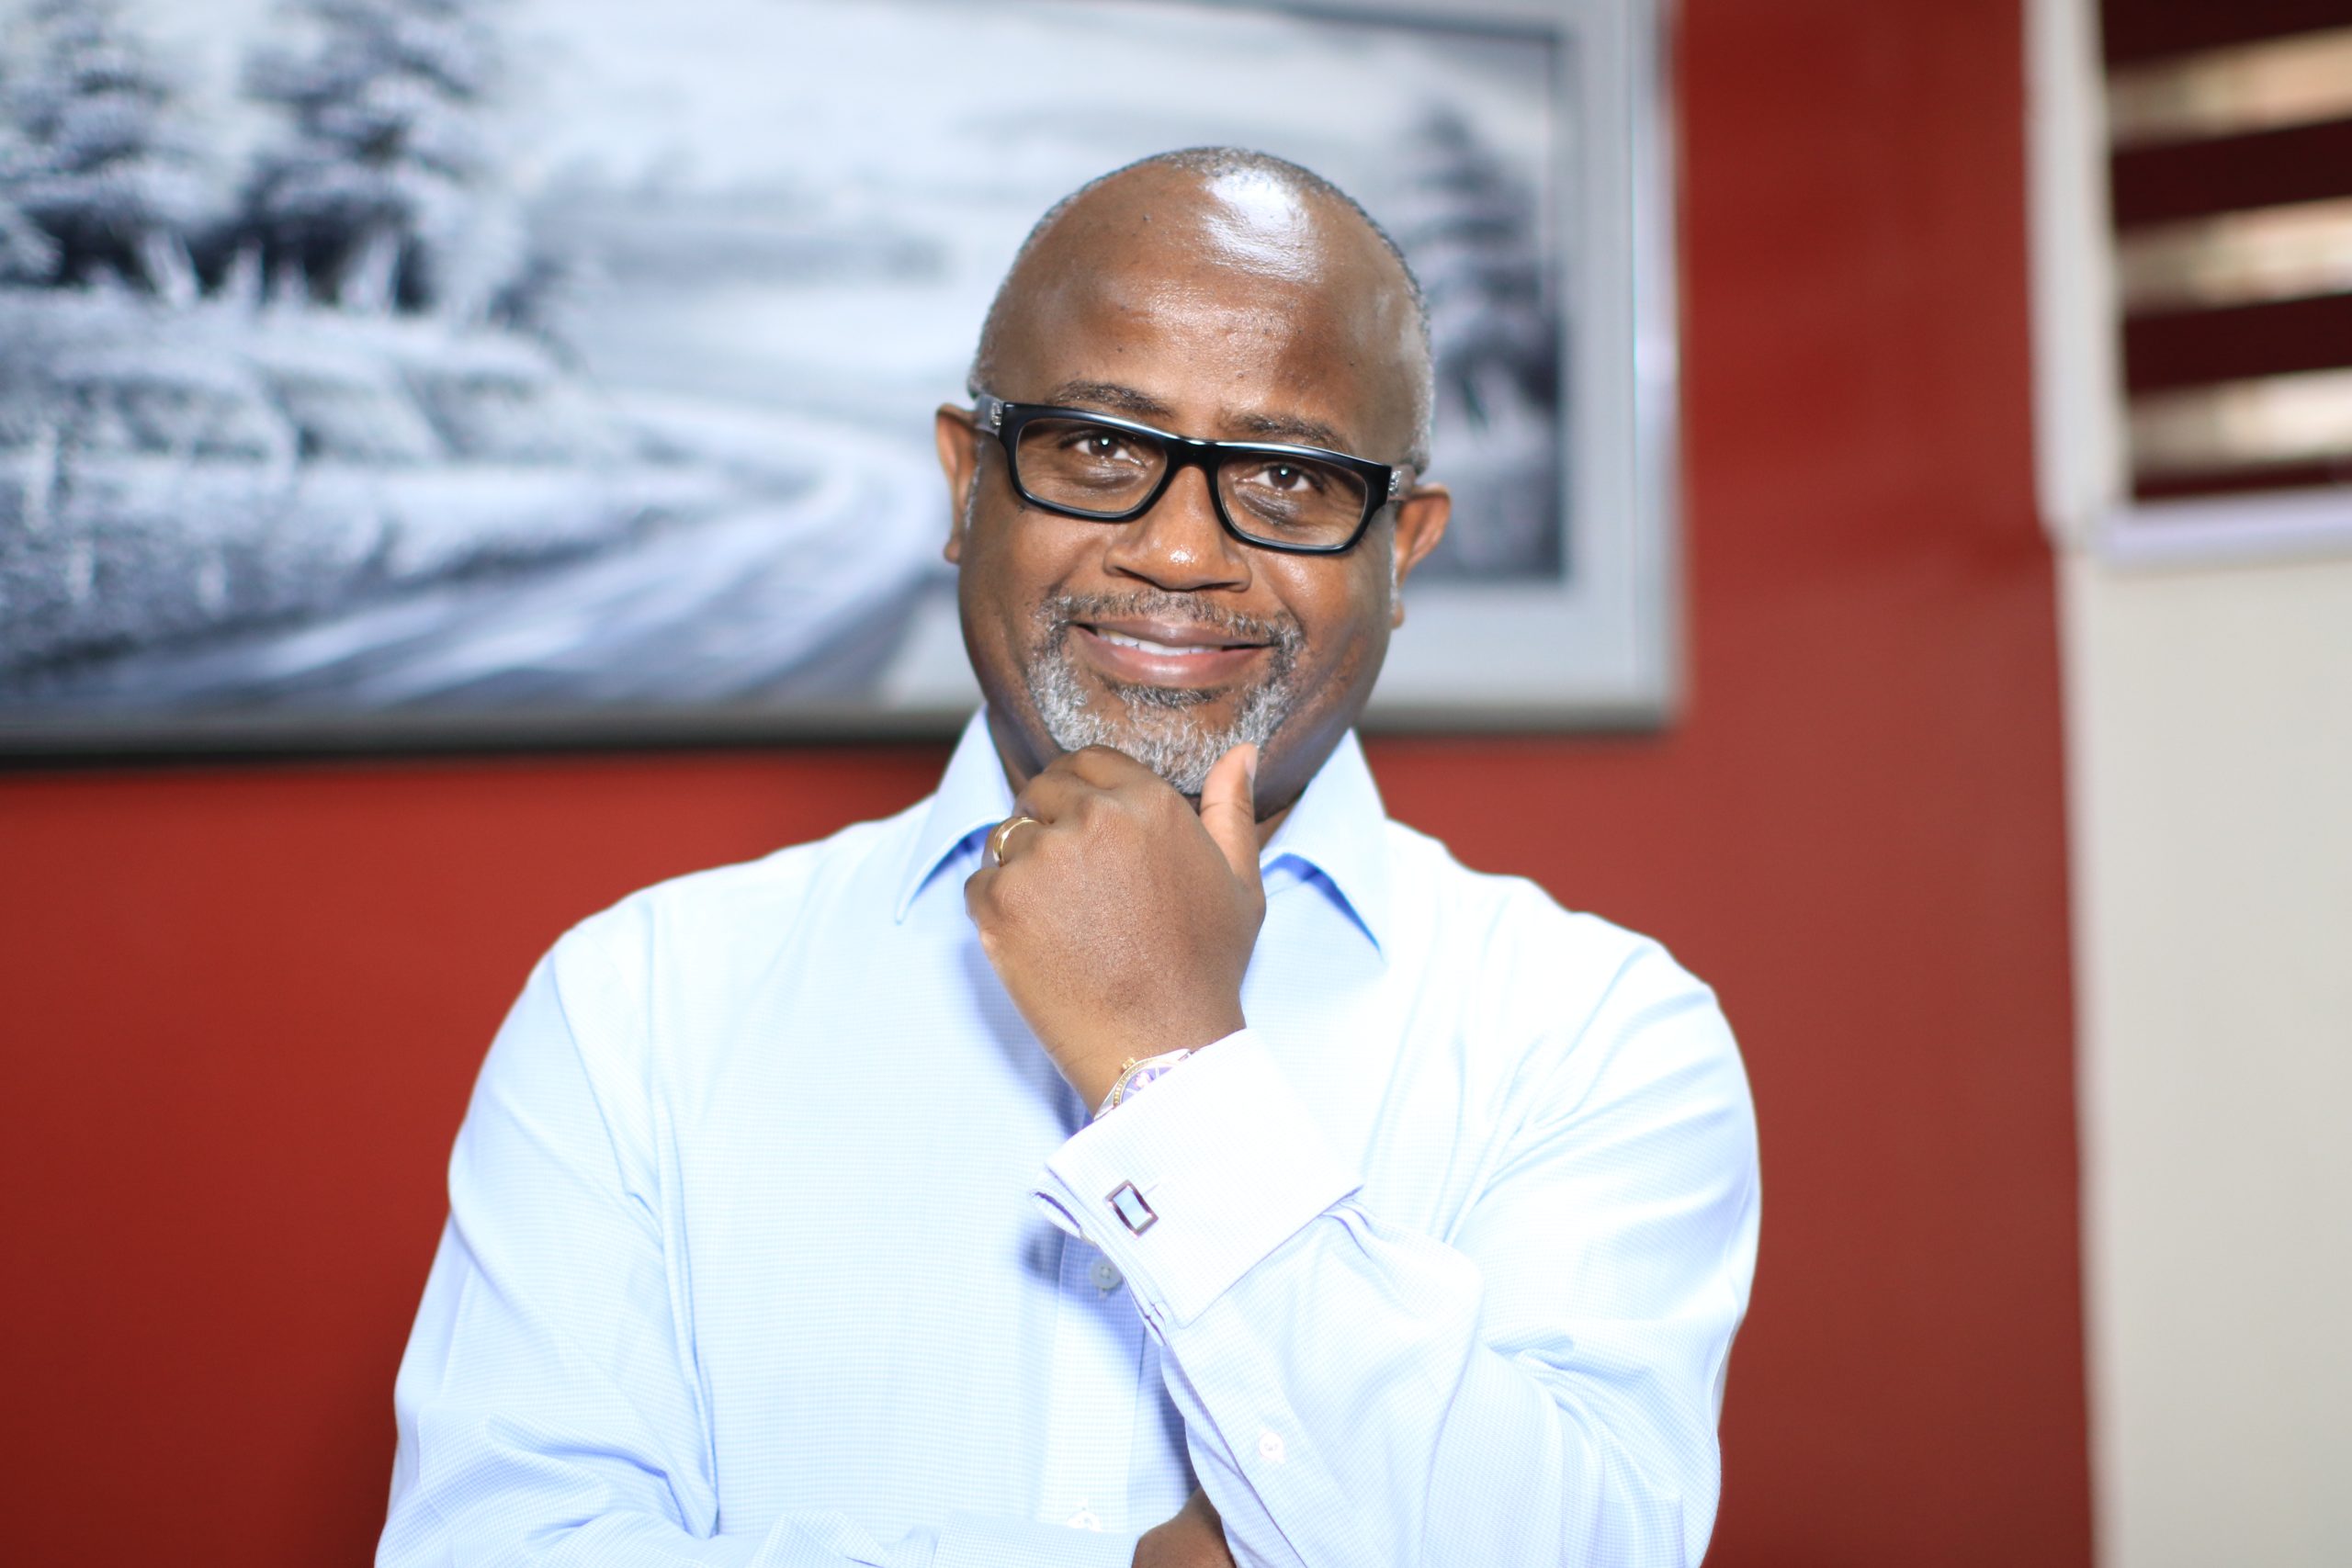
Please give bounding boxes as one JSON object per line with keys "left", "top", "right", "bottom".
{"left": 1035, "top": 1018, "right": 1755, "bottom": 1568}
{"left": 390, "top": 954, "right": 1139, "bottom": 1568}
{"left": 1151, "top": 1212, "right": 1705, "bottom": 1567}
{"left": 390, "top": 1471, "right": 1137, "bottom": 1568}
{"left": 389, "top": 1227, "right": 1141, "bottom": 1568}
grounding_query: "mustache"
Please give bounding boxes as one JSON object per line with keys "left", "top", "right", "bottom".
{"left": 1037, "top": 591, "right": 1306, "bottom": 658}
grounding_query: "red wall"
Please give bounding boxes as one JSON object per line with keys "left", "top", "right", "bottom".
{"left": 0, "top": 2, "right": 2089, "bottom": 1562}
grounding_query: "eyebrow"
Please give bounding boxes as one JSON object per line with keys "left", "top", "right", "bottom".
{"left": 1042, "top": 379, "right": 1358, "bottom": 456}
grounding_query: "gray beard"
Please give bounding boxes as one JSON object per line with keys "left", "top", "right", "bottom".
{"left": 1026, "top": 591, "right": 1304, "bottom": 795}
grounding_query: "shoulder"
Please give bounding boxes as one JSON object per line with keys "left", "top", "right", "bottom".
{"left": 458, "top": 803, "right": 931, "bottom": 1179}
{"left": 541, "top": 801, "right": 922, "bottom": 1024}
{"left": 1379, "top": 818, "right": 1701, "bottom": 998}
{"left": 1377, "top": 818, "right": 1743, "bottom": 1103}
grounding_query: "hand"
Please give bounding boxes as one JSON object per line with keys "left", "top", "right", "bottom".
{"left": 1134, "top": 1490, "right": 1235, "bottom": 1568}
{"left": 965, "top": 743, "right": 1264, "bottom": 1110}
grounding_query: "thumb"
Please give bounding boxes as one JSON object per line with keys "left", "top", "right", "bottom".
{"left": 1197, "top": 742, "right": 1261, "bottom": 888}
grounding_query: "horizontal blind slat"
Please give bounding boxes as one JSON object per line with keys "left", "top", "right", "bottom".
{"left": 2123, "top": 291, "right": 2352, "bottom": 392}
{"left": 2103, "top": 0, "right": 2352, "bottom": 68}
{"left": 2111, "top": 118, "right": 2352, "bottom": 226}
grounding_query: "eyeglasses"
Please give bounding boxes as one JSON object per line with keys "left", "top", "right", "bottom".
{"left": 971, "top": 391, "right": 1407, "bottom": 556}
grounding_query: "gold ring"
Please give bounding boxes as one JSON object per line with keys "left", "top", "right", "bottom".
{"left": 985, "top": 814, "right": 1043, "bottom": 867}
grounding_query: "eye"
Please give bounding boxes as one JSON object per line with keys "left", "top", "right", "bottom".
{"left": 1060, "top": 427, "right": 1146, "bottom": 464}
{"left": 1244, "top": 460, "right": 1328, "bottom": 494}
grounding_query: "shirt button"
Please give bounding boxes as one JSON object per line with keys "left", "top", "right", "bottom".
{"left": 1067, "top": 1506, "right": 1102, "bottom": 1531}
{"left": 1091, "top": 1258, "right": 1124, "bottom": 1292}
{"left": 1258, "top": 1427, "right": 1286, "bottom": 1465}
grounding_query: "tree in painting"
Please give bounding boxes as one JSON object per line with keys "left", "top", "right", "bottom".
{"left": 0, "top": 93, "right": 60, "bottom": 281}
{"left": 1397, "top": 105, "right": 1555, "bottom": 434}
{"left": 243, "top": 0, "right": 519, "bottom": 317}
{"left": 1, "top": 0, "right": 204, "bottom": 299}
{"left": 1391, "top": 105, "right": 1562, "bottom": 577}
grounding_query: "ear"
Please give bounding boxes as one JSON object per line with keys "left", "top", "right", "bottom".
{"left": 934, "top": 404, "right": 981, "bottom": 565}
{"left": 1385, "top": 484, "right": 1452, "bottom": 627}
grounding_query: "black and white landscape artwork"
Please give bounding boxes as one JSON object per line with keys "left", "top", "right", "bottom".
{"left": 0, "top": 0, "right": 1656, "bottom": 750}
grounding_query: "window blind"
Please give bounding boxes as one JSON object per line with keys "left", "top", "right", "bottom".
{"left": 2101, "top": 1, "right": 2352, "bottom": 502}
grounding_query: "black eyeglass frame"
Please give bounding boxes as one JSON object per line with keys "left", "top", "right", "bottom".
{"left": 972, "top": 391, "right": 1408, "bottom": 557}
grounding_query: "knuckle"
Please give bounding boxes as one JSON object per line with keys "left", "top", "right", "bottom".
{"left": 965, "top": 869, "right": 1003, "bottom": 915}
{"left": 1078, "top": 745, "right": 1135, "bottom": 781}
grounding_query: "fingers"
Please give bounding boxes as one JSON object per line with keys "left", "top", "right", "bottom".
{"left": 982, "top": 813, "right": 1043, "bottom": 867}
{"left": 1046, "top": 744, "right": 1159, "bottom": 794}
{"left": 1196, "top": 743, "right": 1261, "bottom": 888}
{"left": 962, "top": 862, "right": 996, "bottom": 920}
{"left": 1000, "top": 741, "right": 1258, "bottom": 894}
{"left": 1010, "top": 745, "right": 1159, "bottom": 828}
{"left": 1012, "top": 765, "right": 1092, "bottom": 827}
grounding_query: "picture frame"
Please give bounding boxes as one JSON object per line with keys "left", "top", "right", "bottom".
{"left": 0, "top": 0, "right": 1678, "bottom": 754}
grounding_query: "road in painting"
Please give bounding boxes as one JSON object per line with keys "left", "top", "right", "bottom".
{"left": 0, "top": 0, "right": 1563, "bottom": 742}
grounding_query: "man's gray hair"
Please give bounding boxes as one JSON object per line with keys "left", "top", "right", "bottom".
{"left": 967, "top": 147, "right": 1436, "bottom": 471}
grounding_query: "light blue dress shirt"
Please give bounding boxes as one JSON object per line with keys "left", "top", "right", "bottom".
{"left": 383, "top": 712, "right": 1759, "bottom": 1568}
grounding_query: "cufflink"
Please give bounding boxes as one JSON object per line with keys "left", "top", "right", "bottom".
{"left": 1107, "top": 1180, "right": 1158, "bottom": 1235}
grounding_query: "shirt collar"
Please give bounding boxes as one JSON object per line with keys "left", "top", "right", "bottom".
{"left": 892, "top": 709, "right": 1019, "bottom": 923}
{"left": 891, "top": 709, "right": 1391, "bottom": 953}
{"left": 1259, "top": 728, "right": 1391, "bottom": 953}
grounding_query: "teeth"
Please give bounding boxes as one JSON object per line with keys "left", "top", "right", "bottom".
{"left": 1096, "top": 629, "right": 1217, "bottom": 655}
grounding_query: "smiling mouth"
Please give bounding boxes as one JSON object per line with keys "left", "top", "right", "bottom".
{"left": 1040, "top": 592, "right": 1302, "bottom": 699}
{"left": 1080, "top": 625, "right": 1269, "bottom": 657}
{"left": 1069, "top": 623, "right": 1272, "bottom": 690}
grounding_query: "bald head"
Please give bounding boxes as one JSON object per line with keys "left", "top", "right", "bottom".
{"left": 969, "top": 149, "right": 1435, "bottom": 469}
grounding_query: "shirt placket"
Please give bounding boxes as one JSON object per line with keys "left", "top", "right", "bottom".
{"left": 1035, "top": 1227, "right": 1148, "bottom": 1535}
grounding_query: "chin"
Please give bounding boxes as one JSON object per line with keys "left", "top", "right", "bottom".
{"left": 1033, "top": 659, "right": 1295, "bottom": 797}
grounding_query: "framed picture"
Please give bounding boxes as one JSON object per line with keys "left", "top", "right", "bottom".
{"left": 0, "top": 0, "right": 1677, "bottom": 753}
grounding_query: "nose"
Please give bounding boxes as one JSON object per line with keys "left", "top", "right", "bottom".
{"left": 1100, "top": 464, "right": 1252, "bottom": 592}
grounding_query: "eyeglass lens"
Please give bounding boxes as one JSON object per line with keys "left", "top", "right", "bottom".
{"left": 1012, "top": 415, "right": 1369, "bottom": 549}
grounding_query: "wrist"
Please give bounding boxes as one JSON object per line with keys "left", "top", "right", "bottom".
{"left": 1093, "top": 1048, "right": 1193, "bottom": 1119}
{"left": 1058, "top": 1003, "right": 1243, "bottom": 1108}
{"left": 1066, "top": 1054, "right": 1129, "bottom": 1112}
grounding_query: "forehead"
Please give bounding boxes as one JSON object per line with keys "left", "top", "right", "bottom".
{"left": 989, "top": 173, "right": 1420, "bottom": 451}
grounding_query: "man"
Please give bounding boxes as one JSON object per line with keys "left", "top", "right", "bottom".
{"left": 382, "top": 148, "right": 1758, "bottom": 1568}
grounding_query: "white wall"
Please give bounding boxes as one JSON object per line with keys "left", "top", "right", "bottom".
{"left": 2062, "top": 551, "right": 2352, "bottom": 1568}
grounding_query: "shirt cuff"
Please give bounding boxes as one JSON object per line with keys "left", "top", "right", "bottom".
{"left": 933, "top": 1515, "right": 1140, "bottom": 1568}
{"left": 1032, "top": 1028, "right": 1362, "bottom": 1328}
